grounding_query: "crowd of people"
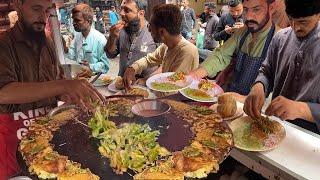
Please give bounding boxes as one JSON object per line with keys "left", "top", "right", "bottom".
{"left": 0, "top": 0, "right": 320, "bottom": 178}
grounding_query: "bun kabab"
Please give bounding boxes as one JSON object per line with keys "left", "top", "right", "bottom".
{"left": 115, "top": 77, "right": 124, "bottom": 90}
{"left": 217, "top": 93, "right": 237, "bottom": 118}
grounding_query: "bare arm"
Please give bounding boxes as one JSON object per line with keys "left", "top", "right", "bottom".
{"left": 0, "top": 80, "right": 105, "bottom": 111}
{"left": 0, "top": 81, "right": 65, "bottom": 104}
{"left": 104, "top": 22, "right": 124, "bottom": 58}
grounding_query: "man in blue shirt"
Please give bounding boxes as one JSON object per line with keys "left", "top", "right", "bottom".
{"left": 109, "top": 6, "right": 119, "bottom": 26}
{"left": 66, "top": 3, "right": 109, "bottom": 73}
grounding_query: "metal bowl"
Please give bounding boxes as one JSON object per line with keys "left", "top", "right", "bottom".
{"left": 131, "top": 100, "right": 171, "bottom": 118}
{"left": 48, "top": 104, "right": 77, "bottom": 118}
{"left": 61, "top": 64, "right": 83, "bottom": 79}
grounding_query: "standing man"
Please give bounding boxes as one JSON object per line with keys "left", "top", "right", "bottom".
{"left": 0, "top": 0, "right": 104, "bottom": 178}
{"left": 244, "top": 0, "right": 320, "bottom": 134}
{"left": 66, "top": 3, "right": 109, "bottom": 73}
{"left": 190, "top": 0, "right": 278, "bottom": 96}
{"left": 181, "top": 0, "right": 196, "bottom": 40}
{"left": 199, "top": 4, "right": 210, "bottom": 24}
{"left": 109, "top": 5, "right": 119, "bottom": 26}
{"left": 105, "top": 0, "right": 157, "bottom": 77}
{"left": 123, "top": 4, "right": 199, "bottom": 89}
{"left": 199, "top": 3, "right": 219, "bottom": 61}
{"left": 214, "top": 0, "right": 244, "bottom": 42}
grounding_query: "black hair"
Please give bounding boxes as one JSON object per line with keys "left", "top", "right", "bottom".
{"left": 207, "top": 3, "right": 216, "bottom": 10}
{"left": 132, "top": 0, "right": 148, "bottom": 12}
{"left": 285, "top": 0, "right": 320, "bottom": 18}
{"left": 151, "top": 4, "right": 182, "bottom": 36}
{"left": 228, "top": 0, "right": 241, "bottom": 7}
{"left": 240, "top": 0, "right": 275, "bottom": 5}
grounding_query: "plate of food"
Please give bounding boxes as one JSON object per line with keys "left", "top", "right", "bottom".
{"left": 146, "top": 72, "right": 193, "bottom": 93}
{"left": 115, "top": 85, "right": 156, "bottom": 99}
{"left": 91, "top": 75, "right": 114, "bottom": 87}
{"left": 209, "top": 93, "right": 244, "bottom": 121}
{"left": 108, "top": 76, "right": 124, "bottom": 92}
{"left": 229, "top": 116, "right": 286, "bottom": 151}
{"left": 180, "top": 79, "right": 224, "bottom": 102}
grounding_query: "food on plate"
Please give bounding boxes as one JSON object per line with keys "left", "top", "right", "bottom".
{"left": 115, "top": 76, "right": 124, "bottom": 90}
{"left": 198, "top": 79, "right": 216, "bottom": 91}
{"left": 101, "top": 75, "right": 113, "bottom": 84}
{"left": 191, "top": 106, "right": 215, "bottom": 115}
{"left": 151, "top": 82, "right": 183, "bottom": 91}
{"left": 217, "top": 93, "right": 237, "bottom": 117}
{"left": 75, "top": 68, "right": 93, "bottom": 79}
{"left": 183, "top": 88, "right": 212, "bottom": 101}
{"left": 88, "top": 107, "right": 170, "bottom": 174}
{"left": 232, "top": 116, "right": 285, "bottom": 151}
{"left": 167, "top": 72, "right": 186, "bottom": 82}
{"left": 127, "top": 87, "right": 149, "bottom": 98}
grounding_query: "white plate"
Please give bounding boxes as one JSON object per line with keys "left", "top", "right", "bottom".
{"left": 91, "top": 75, "right": 114, "bottom": 87}
{"left": 146, "top": 72, "right": 193, "bottom": 93}
{"left": 179, "top": 80, "right": 224, "bottom": 102}
{"left": 108, "top": 81, "right": 122, "bottom": 92}
{"left": 117, "top": 85, "right": 156, "bottom": 99}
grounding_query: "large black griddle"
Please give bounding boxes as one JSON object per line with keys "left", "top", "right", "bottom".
{"left": 18, "top": 96, "right": 195, "bottom": 180}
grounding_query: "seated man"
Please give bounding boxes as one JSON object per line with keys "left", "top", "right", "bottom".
{"left": 66, "top": 3, "right": 109, "bottom": 73}
{"left": 123, "top": 4, "right": 199, "bottom": 88}
{"left": 244, "top": 0, "right": 320, "bottom": 134}
{"left": 190, "top": 0, "right": 279, "bottom": 96}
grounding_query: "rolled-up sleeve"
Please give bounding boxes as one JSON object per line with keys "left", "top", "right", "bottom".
{"left": 0, "top": 42, "right": 17, "bottom": 88}
{"left": 200, "top": 31, "right": 238, "bottom": 77}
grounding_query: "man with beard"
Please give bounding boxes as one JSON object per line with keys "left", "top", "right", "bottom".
{"left": 214, "top": 0, "right": 244, "bottom": 42}
{"left": 244, "top": 0, "right": 320, "bottom": 134}
{"left": 0, "top": 0, "right": 104, "bottom": 177}
{"left": 66, "top": 3, "right": 109, "bottom": 73}
{"left": 105, "top": 0, "right": 157, "bottom": 77}
{"left": 122, "top": 4, "right": 199, "bottom": 90}
{"left": 189, "top": 0, "right": 280, "bottom": 96}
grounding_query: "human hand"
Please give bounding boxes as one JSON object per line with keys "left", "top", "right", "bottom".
{"left": 80, "top": 60, "right": 90, "bottom": 67}
{"left": 62, "top": 79, "right": 105, "bottom": 111}
{"left": 265, "top": 96, "right": 312, "bottom": 121}
{"left": 225, "top": 25, "right": 234, "bottom": 34}
{"left": 188, "top": 67, "right": 208, "bottom": 81}
{"left": 233, "top": 22, "right": 244, "bottom": 29}
{"left": 135, "top": 78, "right": 147, "bottom": 86}
{"left": 109, "top": 21, "right": 125, "bottom": 38}
{"left": 244, "top": 83, "right": 265, "bottom": 119}
{"left": 123, "top": 67, "right": 136, "bottom": 91}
